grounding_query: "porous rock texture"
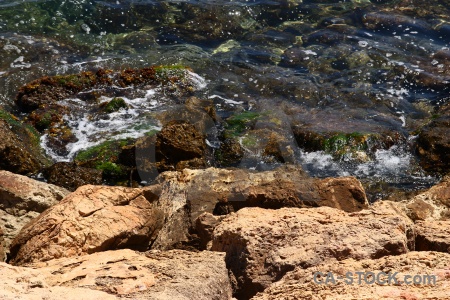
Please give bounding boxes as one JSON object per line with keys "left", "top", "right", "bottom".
{"left": 415, "top": 220, "right": 450, "bottom": 252}
{"left": 0, "top": 170, "right": 69, "bottom": 257}
{"left": 417, "top": 102, "right": 450, "bottom": 175}
{"left": 156, "top": 165, "right": 368, "bottom": 224}
{"left": 374, "top": 176, "right": 450, "bottom": 222}
{"left": 0, "top": 249, "right": 232, "bottom": 300}
{"left": 252, "top": 251, "right": 450, "bottom": 300}
{"left": 0, "top": 119, "right": 41, "bottom": 175}
{"left": 8, "top": 185, "right": 170, "bottom": 265}
{"left": 211, "top": 206, "right": 414, "bottom": 299}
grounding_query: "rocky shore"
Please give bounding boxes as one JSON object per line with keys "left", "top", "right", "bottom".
{"left": 1, "top": 166, "right": 450, "bottom": 299}
{"left": 0, "top": 63, "right": 450, "bottom": 299}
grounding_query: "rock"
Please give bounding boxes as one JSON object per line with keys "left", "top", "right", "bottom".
{"left": 0, "top": 226, "right": 5, "bottom": 262}
{"left": 15, "top": 66, "right": 201, "bottom": 159}
{"left": 195, "top": 212, "right": 226, "bottom": 250}
{"left": 155, "top": 120, "right": 208, "bottom": 172}
{"left": 0, "top": 119, "right": 41, "bottom": 175}
{"left": 8, "top": 185, "right": 168, "bottom": 265}
{"left": 211, "top": 206, "right": 414, "bottom": 299}
{"left": 0, "top": 249, "right": 232, "bottom": 300}
{"left": 44, "top": 162, "right": 103, "bottom": 191}
{"left": 393, "top": 177, "right": 450, "bottom": 222}
{"left": 292, "top": 126, "right": 404, "bottom": 162}
{"left": 0, "top": 171, "right": 69, "bottom": 257}
{"left": 252, "top": 251, "right": 450, "bottom": 300}
{"left": 415, "top": 220, "right": 450, "bottom": 252}
{"left": 156, "top": 165, "right": 368, "bottom": 226}
{"left": 416, "top": 104, "right": 450, "bottom": 175}
{"left": 315, "top": 177, "right": 368, "bottom": 212}
{"left": 135, "top": 118, "right": 214, "bottom": 182}
{"left": 215, "top": 138, "right": 244, "bottom": 167}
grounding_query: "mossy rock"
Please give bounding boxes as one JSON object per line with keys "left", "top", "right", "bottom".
{"left": 101, "top": 97, "right": 128, "bottom": 113}
{"left": 74, "top": 138, "right": 137, "bottom": 185}
{"left": 0, "top": 109, "right": 51, "bottom": 171}
{"left": 293, "top": 126, "right": 403, "bottom": 161}
{"left": 15, "top": 66, "right": 195, "bottom": 114}
{"left": 215, "top": 138, "right": 244, "bottom": 167}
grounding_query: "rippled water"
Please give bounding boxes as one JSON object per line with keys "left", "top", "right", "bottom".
{"left": 1, "top": 0, "right": 448, "bottom": 196}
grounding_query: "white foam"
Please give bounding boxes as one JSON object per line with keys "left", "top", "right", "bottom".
{"left": 303, "top": 50, "right": 318, "bottom": 55}
{"left": 209, "top": 94, "right": 244, "bottom": 105}
{"left": 187, "top": 70, "right": 207, "bottom": 90}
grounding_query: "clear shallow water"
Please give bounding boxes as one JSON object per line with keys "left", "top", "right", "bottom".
{"left": 1, "top": 0, "right": 448, "bottom": 194}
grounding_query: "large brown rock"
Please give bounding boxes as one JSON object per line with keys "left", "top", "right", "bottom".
{"left": 8, "top": 185, "right": 168, "bottom": 265}
{"left": 0, "top": 171, "right": 69, "bottom": 257}
{"left": 415, "top": 220, "right": 450, "bottom": 252}
{"left": 0, "top": 119, "right": 41, "bottom": 175}
{"left": 0, "top": 249, "right": 232, "bottom": 300}
{"left": 195, "top": 212, "right": 226, "bottom": 250}
{"left": 211, "top": 206, "right": 414, "bottom": 299}
{"left": 252, "top": 251, "right": 450, "bottom": 300}
{"left": 384, "top": 176, "right": 450, "bottom": 222}
{"left": 156, "top": 165, "right": 368, "bottom": 225}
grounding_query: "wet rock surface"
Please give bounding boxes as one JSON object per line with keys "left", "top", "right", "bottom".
{"left": 211, "top": 206, "right": 414, "bottom": 299}
{"left": 155, "top": 120, "right": 208, "bottom": 172}
{"left": 44, "top": 162, "right": 103, "bottom": 191}
{"left": 417, "top": 103, "right": 450, "bottom": 175}
{"left": 1, "top": 1, "right": 450, "bottom": 299}
{"left": 0, "top": 118, "right": 42, "bottom": 175}
{"left": 1, "top": 249, "right": 232, "bottom": 300}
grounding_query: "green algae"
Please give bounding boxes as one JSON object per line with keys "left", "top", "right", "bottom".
{"left": 0, "top": 109, "right": 41, "bottom": 147}
{"left": 225, "top": 111, "right": 263, "bottom": 137}
{"left": 102, "top": 97, "right": 127, "bottom": 113}
{"left": 74, "top": 139, "right": 132, "bottom": 163}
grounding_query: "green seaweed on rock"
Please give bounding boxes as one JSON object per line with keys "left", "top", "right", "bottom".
{"left": 74, "top": 138, "right": 137, "bottom": 185}
{"left": 224, "top": 111, "right": 263, "bottom": 137}
{"left": 101, "top": 97, "right": 128, "bottom": 113}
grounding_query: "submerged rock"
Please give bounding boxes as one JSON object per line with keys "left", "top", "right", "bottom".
{"left": 74, "top": 138, "right": 137, "bottom": 186}
{"left": 14, "top": 66, "right": 202, "bottom": 160}
{"left": 293, "top": 125, "right": 404, "bottom": 162}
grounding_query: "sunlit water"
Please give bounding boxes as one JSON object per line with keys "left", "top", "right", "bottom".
{"left": 1, "top": 0, "right": 448, "bottom": 193}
